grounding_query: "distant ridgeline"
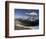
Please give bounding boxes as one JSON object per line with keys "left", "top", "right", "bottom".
{"left": 15, "top": 18, "right": 39, "bottom": 26}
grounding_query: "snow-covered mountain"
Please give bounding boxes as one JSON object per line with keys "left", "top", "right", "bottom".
{"left": 15, "top": 12, "right": 39, "bottom": 21}
{"left": 15, "top": 16, "right": 38, "bottom": 21}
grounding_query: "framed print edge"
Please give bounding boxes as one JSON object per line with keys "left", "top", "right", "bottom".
{"left": 5, "top": 1, "right": 9, "bottom": 38}
{"left": 5, "top": 1, "right": 45, "bottom": 38}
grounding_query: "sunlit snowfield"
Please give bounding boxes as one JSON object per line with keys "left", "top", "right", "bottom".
{"left": 14, "top": 9, "right": 39, "bottom": 30}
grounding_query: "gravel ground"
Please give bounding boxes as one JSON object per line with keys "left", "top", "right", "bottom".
{"left": 15, "top": 20, "right": 39, "bottom": 30}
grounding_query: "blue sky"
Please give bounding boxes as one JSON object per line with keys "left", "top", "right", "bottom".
{"left": 14, "top": 9, "right": 39, "bottom": 17}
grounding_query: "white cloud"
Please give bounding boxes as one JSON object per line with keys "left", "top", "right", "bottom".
{"left": 25, "top": 12, "right": 37, "bottom": 16}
